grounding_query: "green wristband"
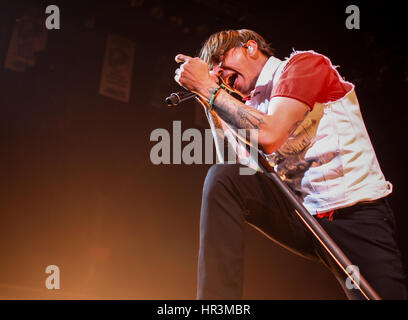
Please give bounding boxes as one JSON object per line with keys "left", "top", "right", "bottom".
{"left": 209, "top": 84, "right": 226, "bottom": 111}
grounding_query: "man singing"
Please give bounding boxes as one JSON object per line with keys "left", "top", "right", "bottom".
{"left": 173, "top": 29, "right": 407, "bottom": 299}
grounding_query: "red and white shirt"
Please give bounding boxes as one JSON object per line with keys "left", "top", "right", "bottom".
{"left": 207, "top": 50, "right": 392, "bottom": 215}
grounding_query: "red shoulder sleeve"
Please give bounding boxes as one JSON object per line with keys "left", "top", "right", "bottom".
{"left": 271, "top": 51, "right": 353, "bottom": 110}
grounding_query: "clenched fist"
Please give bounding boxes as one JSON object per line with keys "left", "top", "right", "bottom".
{"left": 174, "top": 54, "right": 218, "bottom": 99}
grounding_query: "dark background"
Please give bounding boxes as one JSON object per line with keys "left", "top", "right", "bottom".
{"left": 0, "top": 0, "right": 406, "bottom": 299}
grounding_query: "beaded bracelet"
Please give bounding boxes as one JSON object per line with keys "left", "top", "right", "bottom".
{"left": 209, "top": 84, "right": 226, "bottom": 111}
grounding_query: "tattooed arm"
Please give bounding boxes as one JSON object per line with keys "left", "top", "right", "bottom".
{"left": 201, "top": 84, "right": 310, "bottom": 154}
{"left": 174, "top": 54, "right": 310, "bottom": 154}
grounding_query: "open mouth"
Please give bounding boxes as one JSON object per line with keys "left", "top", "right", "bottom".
{"left": 226, "top": 73, "right": 238, "bottom": 89}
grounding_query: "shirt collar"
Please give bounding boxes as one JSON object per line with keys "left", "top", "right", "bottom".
{"left": 246, "top": 56, "right": 282, "bottom": 100}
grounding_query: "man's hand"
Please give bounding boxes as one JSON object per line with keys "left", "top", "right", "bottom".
{"left": 174, "top": 54, "right": 218, "bottom": 99}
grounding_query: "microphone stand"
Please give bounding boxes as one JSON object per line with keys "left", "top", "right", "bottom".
{"left": 165, "top": 89, "right": 382, "bottom": 300}
{"left": 254, "top": 149, "right": 381, "bottom": 300}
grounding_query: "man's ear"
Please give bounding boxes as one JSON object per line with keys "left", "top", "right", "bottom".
{"left": 245, "top": 40, "right": 258, "bottom": 57}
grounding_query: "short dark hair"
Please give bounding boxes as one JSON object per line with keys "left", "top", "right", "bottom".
{"left": 199, "top": 29, "right": 275, "bottom": 69}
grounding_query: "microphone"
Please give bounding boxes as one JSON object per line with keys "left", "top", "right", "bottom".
{"left": 165, "top": 91, "right": 196, "bottom": 107}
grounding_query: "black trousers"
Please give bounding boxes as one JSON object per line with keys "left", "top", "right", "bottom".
{"left": 197, "top": 164, "right": 407, "bottom": 300}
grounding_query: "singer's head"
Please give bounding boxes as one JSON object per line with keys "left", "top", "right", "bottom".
{"left": 199, "top": 29, "right": 274, "bottom": 96}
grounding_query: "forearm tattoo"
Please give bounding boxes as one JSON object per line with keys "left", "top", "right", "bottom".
{"left": 287, "top": 120, "right": 303, "bottom": 136}
{"left": 207, "top": 87, "right": 266, "bottom": 131}
{"left": 287, "top": 110, "right": 309, "bottom": 136}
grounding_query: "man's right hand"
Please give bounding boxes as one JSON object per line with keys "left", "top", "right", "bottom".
{"left": 174, "top": 54, "right": 218, "bottom": 100}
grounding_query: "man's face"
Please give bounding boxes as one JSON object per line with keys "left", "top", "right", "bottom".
{"left": 212, "top": 46, "right": 259, "bottom": 96}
